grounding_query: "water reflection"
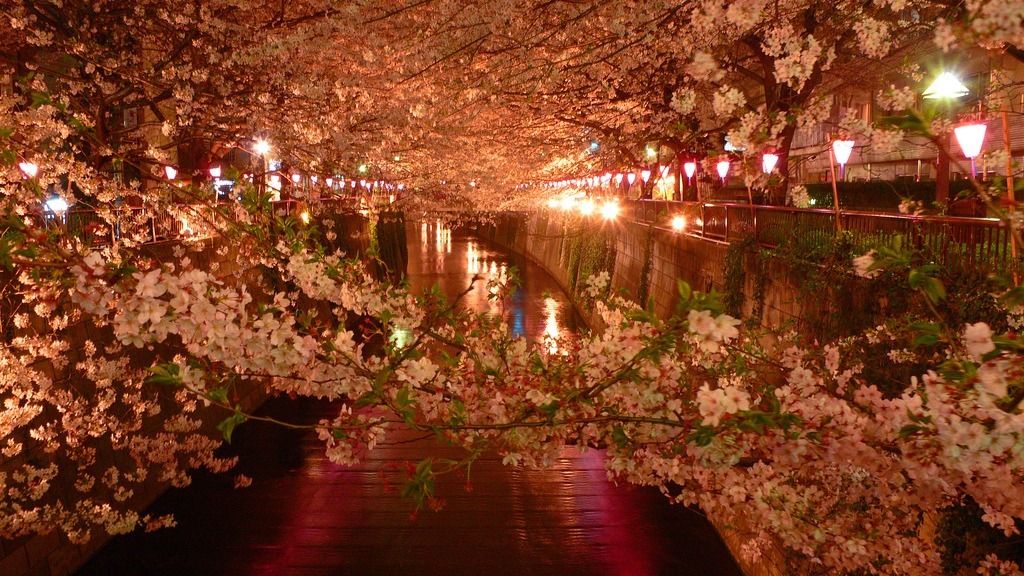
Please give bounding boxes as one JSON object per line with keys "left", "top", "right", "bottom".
{"left": 77, "top": 219, "right": 743, "bottom": 576}
{"left": 542, "top": 297, "right": 561, "bottom": 353}
{"left": 407, "top": 221, "right": 579, "bottom": 343}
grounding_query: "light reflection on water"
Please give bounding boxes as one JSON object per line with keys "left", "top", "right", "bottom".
{"left": 407, "top": 221, "right": 580, "bottom": 343}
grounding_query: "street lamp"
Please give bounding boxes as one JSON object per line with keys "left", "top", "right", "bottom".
{"left": 953, "top": 122, "right": 987, "bottom": 178}
{"left": 831, "top": 140, "right": 855, "bottom": 180}
{"left": 253, "top": 139, "right": 271, "bottom": 156}
{"left": 923, "top": 72, "right": 969, "bottom": 99}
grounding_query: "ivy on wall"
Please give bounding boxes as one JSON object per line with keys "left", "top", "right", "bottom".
{"left": 562, "top": 219, "right": 617, "bottom": 297}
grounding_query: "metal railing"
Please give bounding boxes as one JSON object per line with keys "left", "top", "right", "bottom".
{"left": 627, "top": 200, "right": 1018, "bottom": 271}
{"left": 28, "top": 197, "right": 364, "bottom": 247}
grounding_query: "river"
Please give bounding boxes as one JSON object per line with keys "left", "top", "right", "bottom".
{"left": 77, "top": 221, "right": 742, "bottom": 576}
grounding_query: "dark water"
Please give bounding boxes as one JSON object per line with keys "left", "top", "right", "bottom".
{"left": 76, "top": 223, "right": 743, "bottom": 576}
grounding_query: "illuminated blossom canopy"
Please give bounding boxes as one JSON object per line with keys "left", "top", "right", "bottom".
{"left": 2, "top": 1, "right": 1024, "bottom": 575}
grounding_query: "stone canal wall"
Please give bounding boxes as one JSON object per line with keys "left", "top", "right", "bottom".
{"left": 480, "top": 211, "right": 871, "bottom": 338}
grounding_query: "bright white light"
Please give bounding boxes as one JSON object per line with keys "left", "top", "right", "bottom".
{"left": 253, "top": 139, "right": 271, "bottom": 156}
{"left": 311, "top": 175, "right": 318, "bottom": 184}
{"left": 300, "top": 211, "right": 310, "bottom": 224}
{"left": 600, "top": 202, "right": 619, "bottom": 220}
{"left": 762, "top": 153, "right": 779, "bottom": 174}
{"left": 614, "top": 173, "right": 624, "bottom": 186}
{"left": 684, "top": 162, "right": 697, "bottom": 179}
{"left": 646, "top": 147, "right": 657, "bottom": 158}
{"left": 45, "top": 197, "right": 68, "bottom": 212}
{"left": 164, "top": 165, "right": 177, "bottom": 180}
{"left": 671, "top": 215, "right": 686, "bottom": 231}
{"left": 291, "top": 173, "right": 301, "bottom": 183}
{"left": 559, "top": 197, "right": 575, "bottom": 211}
{"left": 326, "top": 178, "right": 334, "bottom": 187}
{"left": 923, "top": 72, "right": 969, "bottom": 99}
{"left": 547, "top": 198, "right": 559, "bottom": 208}
{"left": 954, "top": 123, "right": 987, "bottom": 159}
{"left": 18, "top": 162, "right": 38, "bottom": 178}
{"left": 579, "top": 199, "right": 596, "bottom": 215}
{"left": 832, "top": 140, "right": 855, "bottom": 165}
{"left": 209, "top": 165, "right": 221, "bottom": 178}
{"left": 716, "top": 160, "right": 730, "bottom": 180}
{"left": 627, "top": 173, "right": 637, "bottom": 185}
{"left": 641, "top": 169, "right": 652, "bottom": 183}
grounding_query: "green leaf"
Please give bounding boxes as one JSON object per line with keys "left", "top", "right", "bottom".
{"left": 216, "top": 407, "right": 247, "bottom": 443}
{"left": 686, "top": 425, "right": 717, "bottom": 447}
{"left": 145, "top": 363, "right": 182, "bottom": 387}
{"left": 611, "top": 426, "right": 630, "bottom": 448}
{"left": 354, "top": 390, "right": 379, "bottom": 408}
{"left": 898, "top": 424, "right": 926, "bottom": 438}
{"left": 206, "top": 387, "right": 229, "bottom": 404}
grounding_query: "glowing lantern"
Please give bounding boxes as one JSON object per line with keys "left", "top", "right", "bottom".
{"left": 627, "top": 173, "right": 637, "bottom": 187}
{"left": 684, "top": 162, "right": 697, "bottom": 182}
{"left": 640, "top": 169, "right": 652, "bottom": 183}
{"left": 762, "top": 153, "right": 779, "bottom": 174}
{"left": 716, "top": 159, "right": 730, "bottom": 184}
{"left": 953, "top": 123, "right": 987, "bottom": 178}
{"left": 209, "top": 165, "right": 222, "bottom": 178}
{"left": 164, "top": 165, "right": 177, "bottom": 180}
{"left": 832, "top": 140, "right": 855, "bottom": 180}
{"left": 291, "top": 173, "right": 301, "bottom": 183}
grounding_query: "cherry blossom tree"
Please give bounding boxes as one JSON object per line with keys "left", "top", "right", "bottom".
{"left": 3, "top": 1, "right": 1024, "bottom": 575}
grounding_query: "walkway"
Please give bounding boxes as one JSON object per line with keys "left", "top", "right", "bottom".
{"left": 76, "top": 223, "right": 743, "bottom": 576}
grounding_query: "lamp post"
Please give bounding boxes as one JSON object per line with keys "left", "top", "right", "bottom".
{"left": 253, "top": 139, "right": 271, "bottom": 198}
{"left": 922, "top": 72, "right": 970, "bottom": 205}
